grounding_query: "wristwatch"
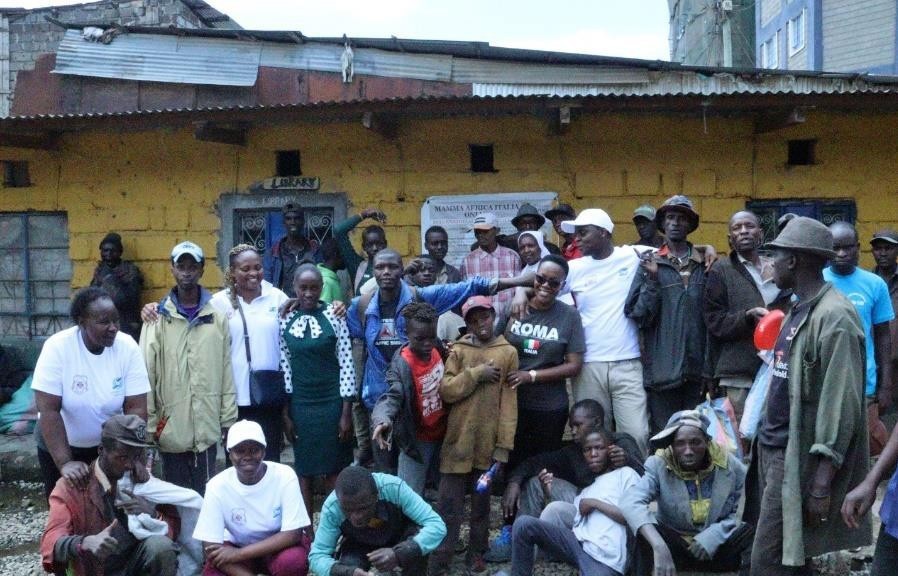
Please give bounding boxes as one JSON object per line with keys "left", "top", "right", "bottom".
{"left": 529, "top": 370, "right": 537, "bottom": 383}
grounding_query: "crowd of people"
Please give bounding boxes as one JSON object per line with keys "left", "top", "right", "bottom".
{"left": 30, "top": 196, "right": 898, "bottom": 576}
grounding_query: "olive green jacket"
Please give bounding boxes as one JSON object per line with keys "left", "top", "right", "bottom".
{"left": 780, "top": 283, "right": 871, "bottom": 565}
{"left": 141, "top": 288, "right": 237, "bottom": 454}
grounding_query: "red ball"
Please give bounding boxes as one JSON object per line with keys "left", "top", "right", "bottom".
{"left": 754, "top": 309, "right": 785, "bottom": 350}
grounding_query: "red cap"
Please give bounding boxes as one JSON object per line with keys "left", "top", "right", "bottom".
{"left": 462, "top": 295, "right": 494, "bottom": 319}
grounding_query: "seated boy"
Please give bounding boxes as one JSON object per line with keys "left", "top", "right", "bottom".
{"left": 620, "top": 410, "right": 753, "bottom": 576}
{"left": 371, "top": 302, "right": 447, "bottom": 496}
{"left": 428, "top": 295, "right": 519, "bottom": 575}
{"left": 308, "top": 466, "right": 447, "bottom": 576}
{"left": 497, "top": 425, "right": 639, "bottom": 576}
{"left": 502, "top": 399, "right": 644, "bottom": 525}
{"left": 41, "top": 414, "right": 178, "bottom": 576}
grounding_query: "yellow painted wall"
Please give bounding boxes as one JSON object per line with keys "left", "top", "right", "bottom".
{"left": 2, "top": 108, "right": 897, "bottom": 303}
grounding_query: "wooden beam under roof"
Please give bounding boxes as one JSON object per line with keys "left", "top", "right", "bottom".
{"left": 193, "top": 121, "right": 247, "bottom": 146}
{"left": 0, "top": 131, "right": 60, "bottom": 150}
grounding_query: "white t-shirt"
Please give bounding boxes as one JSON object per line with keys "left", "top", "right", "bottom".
{"left": 564, "top": 246, "right": 649, "bottom": 362}
{"left": 193, "top": 462, "right": 310, "bottom": 546}
{"left": 573, "top": 466, "right": 640, "bottom": 574}
{"left": 211, "top": 281, "right": 289, "bottom": 406}
{"left": 31, "top": 327, "right": 150, "bottom": 448}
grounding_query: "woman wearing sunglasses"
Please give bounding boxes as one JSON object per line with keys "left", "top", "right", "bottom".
{"left": 503, "top": 254, "right": 585, "bottom": 467}
{"left": 484, "top": 254, "right": 587, "bottom": 562}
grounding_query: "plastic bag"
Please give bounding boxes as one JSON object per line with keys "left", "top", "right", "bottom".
{"left": 697, "top": 394, "right": 742, "bottom": 458}
{"left": 739, "top": 351, "right": 773, "bottom": 441}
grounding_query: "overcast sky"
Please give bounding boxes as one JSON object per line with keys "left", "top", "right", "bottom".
{"left": 0, "top": 0, "right": 672, "bottom": 61}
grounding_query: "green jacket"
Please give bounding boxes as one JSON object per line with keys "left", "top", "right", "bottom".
{"left": 141, "top": 288, "right": 237, "bottom": 454}
{"left": 780, "top": 283, "right": 871, "bottom": 565}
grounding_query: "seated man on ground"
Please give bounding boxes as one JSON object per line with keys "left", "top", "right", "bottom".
{"left": 504, "top": 399, "right": 644, "bottom": 520}
{"left": 488, "top": 399, "right": 644, "bottom": 562}
{"left": 496, "top": 426, "right": 640, "bottom": 576}
{"left": 308, "top": 466, "right": 447, "bottom": 576}
{"left": 41, "top": 414, "right": 178, "bottom": 576}
{"left": 194, "top": 419, "right": 310, "bottom": 576}
{"left": 621, "top": 410, "right": 753, "bottom": 576}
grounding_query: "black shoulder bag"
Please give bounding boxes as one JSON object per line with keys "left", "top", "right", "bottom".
{"left": 236, "top": 302, "right": 287, "bottom": 407}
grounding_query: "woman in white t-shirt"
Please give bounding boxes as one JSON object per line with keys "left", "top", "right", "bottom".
{"left": 194, "top": 419, "right": 311, "bottom": 576}
{"left": 32, "top": 286, "right": 150, "bottom": 499}
{"left": 210, "top": 244, "right": 289, "bottom": 463}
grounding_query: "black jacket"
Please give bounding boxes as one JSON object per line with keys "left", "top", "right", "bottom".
{"left": 507, "top": 432, "right": 645, "bottom": 488}
{"left": 625, "top": 245, "right": 709, "bottom": 390}
{"left": 370, "top": 344, "right": 437, "bottom": 463}
{"left": 703, "top": 252, "right": 792, "bottom": 380}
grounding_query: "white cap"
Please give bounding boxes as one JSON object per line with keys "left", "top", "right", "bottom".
{"left": 470, "top": 212, "right": 499, "bottom": 231}
{"left": 226, "top": 419, "right": 267, "bottom": 450}
{"left": 560, "top": 208, "right": 614, "bottom": 234}
{"left": 171, "top": 241, "right": 204, "bottom": 263}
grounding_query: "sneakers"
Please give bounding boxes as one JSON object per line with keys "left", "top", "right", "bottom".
{"left": 483, "top": 524, "right": 512, "bottom": 563}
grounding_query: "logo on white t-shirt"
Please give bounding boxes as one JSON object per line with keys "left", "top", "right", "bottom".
{"left": 273, "top": 506, "right": 282, "bottom": 519}
{"left": 112, "top": 376, "right": 124, "bottom": 394}
{"left": 72, "top": 375, "right": 88, "bottom": 394}
{"left": 231, "top": 508, "right": 246, "bottom": 524}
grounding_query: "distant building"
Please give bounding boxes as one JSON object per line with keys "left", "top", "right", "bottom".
{"left": 668, "top": 0, "right": 756, "bottom": 68}
{"left": 0, "top": 0, "right": 240, "bottom": 116}
{"left": 757, "top": 0, "right": 898, "bottom": 73}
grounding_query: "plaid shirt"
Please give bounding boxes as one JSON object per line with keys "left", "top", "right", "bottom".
{"left": 460, "top": 245, "right": 521, "bottom": 309}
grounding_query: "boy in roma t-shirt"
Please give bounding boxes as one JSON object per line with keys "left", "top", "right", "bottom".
{"left": 428, "top": 295, "right": 518, "bottom": 575}
{"left": 371, "top": 302, "right": 448, "bottom": 496}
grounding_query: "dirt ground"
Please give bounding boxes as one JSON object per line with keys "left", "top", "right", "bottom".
{"left": 0, "top": 477, "right": 878, "bottom": 575}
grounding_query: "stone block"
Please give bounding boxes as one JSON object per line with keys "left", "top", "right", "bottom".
{"left": 68, "top": 209, "right": 108, "bottom": 233}
{"left": 69, "top": 235, "right": 98, "bottom": 260}
{"left": 699, "top": 198, "right": 747, "bottom": 224}
{"left": 188, "top": 205, "right": 220, "bottom": 232}
{"left": 107, "top": 207, "right": 149, "bottom": 231}
{"left": 164, "top": 206, "right": 189, "bottom": 231}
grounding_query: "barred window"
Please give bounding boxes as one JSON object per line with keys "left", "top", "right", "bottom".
{"left": 747, "top": 199, "right": 855, "bottom": 246}
{"left": 0, "top": 213, "right": 72, "bottom": 339}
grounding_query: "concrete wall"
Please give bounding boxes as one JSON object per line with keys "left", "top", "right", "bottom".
{"left": 0, "top": 108, "right": 896, "bottom": 303}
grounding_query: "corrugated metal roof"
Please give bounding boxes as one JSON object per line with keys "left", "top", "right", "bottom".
{"left": 54, "top": 29, "right": 260, "bottom": 86}
{"left": 473, "top": 71, "right": 898, "bottom": 97}
{"left": 4, "top": 91, "right": 898, "bottom": 124}
{"left": 51, "top": 27, "right": 898, "bottom": 96}
{"left": 260, "top": 43, "right": 454, "bottom": 82}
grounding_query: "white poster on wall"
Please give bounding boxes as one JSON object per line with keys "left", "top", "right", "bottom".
{"left": 420, "top": 192, "right": 558, "bottom": 268}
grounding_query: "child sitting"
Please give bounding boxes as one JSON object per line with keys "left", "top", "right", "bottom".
{"left": 371, "top": 302, "right": 447, "bottom": 495}
{"left": 497, "top": 425, "right": 639, "bottom": 576}
{"left": 428, "top": 295, "right": 519, "bottom": 575}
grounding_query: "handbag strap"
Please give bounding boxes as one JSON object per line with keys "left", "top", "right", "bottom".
{"left": 235, "top": 300, "right": 253, "bottom": 371}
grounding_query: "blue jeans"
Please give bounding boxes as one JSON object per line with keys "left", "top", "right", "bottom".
{"left": 510, "top": 515, "right": 620, "bottom": 576}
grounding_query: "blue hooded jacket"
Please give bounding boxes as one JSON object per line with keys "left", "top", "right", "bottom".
{"left": 347, "top": 277, "right": 494, "bottom": 409}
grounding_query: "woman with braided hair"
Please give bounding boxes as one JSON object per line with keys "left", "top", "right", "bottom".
{"left": 209, "top": 244, "right": 290, "bottom": 462}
